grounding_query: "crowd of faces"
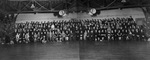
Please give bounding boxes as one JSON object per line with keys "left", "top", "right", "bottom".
{"left": 0, "top": 17, "right": 147, "bottom": 44}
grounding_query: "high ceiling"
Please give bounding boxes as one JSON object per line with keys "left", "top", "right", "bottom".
{"left": 0, "top": 0, "right": 150, "bottom": 14}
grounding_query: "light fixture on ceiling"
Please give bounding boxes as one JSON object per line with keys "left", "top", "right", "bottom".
{"left": 31, "top": 4, "right": 35, "bottom": 9}
{"left": 88, "top": 8, "right": 97, "bottom": 15}
{"left": 59, "top": 10, "right": 67, "bottom": 16}
{"left": 31, "top": 0, "right": 35, "bottom": 9}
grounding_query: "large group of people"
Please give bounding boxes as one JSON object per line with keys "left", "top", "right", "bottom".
{"left": 0, "top": 17, "right": 148, "bottom": 44}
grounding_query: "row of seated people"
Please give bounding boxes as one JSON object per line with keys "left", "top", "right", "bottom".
{"left": 10, "top": 17, "right": 147, "bottom": 44}
{"left": 15, "top": 29, "right": 72, "bottom": 44}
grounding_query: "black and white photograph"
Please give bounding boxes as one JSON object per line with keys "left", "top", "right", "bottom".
{"left": 0, "top": 0, "right": 150, "bottom": 60}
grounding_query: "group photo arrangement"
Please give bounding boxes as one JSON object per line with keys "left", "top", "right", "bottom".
{"left": 0, "top": 16, "right": 147, "bottom": 44}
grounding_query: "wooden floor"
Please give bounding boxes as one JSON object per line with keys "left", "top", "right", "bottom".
{"left": 0, "top": 42, "right": 79, "bottom": 60}
{"left": 0, "top": 41, "right": 150, "bottom": 60}
{"left": 80, "top": 41, "right": 150, "bottom": 60}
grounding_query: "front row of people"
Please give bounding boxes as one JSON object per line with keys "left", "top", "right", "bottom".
{"left": 15, "top": 29, "right": 70, "bottom": 44}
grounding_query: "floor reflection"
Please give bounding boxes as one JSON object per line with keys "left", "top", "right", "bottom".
{"left": 80, "top": 41, "right": 150, "bottom": 60}
{"left": 0, "top": 42, "right": 79, "bottom": 60}
{"left": 0, "top": 41, "right": 150, "bottom": 60}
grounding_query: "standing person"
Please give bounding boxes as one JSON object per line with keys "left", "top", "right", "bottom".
{"left": 51, "top": 30, "right": 56, "bottom": 42}
{"left": 69, "top": 30, "right": 74, "bottom": 41}
{"left": 37, "top": 32, "right": 41, "bottom": 42}
{"left": 86, "top": 30, "right": 90, "bottom": 41}
{"left": 40, "top": 32, "right": 44, "bottom": 42}
{"left": 56, "top": 29, "right": 62, "bottom": 41}
{"left": 49, "top": 30, "right": 52, "bottom": 42}
{"left": 61, "top": 31, "right": 66, "bottom": 42}
{"left": 41, "top": 36, "right": 47, "bottom": 43}
{"left": 29, "top": 32, "right": 33, "bottom": 43}
{"left": 16, "top": 33, "right": 20, "bottom": 43}
{"left": 79, "top": 26, "right": 84, "bottom": 41}
{"left": 25, "top": 32, "right": 30, "bottom": 43}
{"left": 19, "top": 33, "right": 23, "bottom": 43}
{"left": 83, "top": 30, "right": 87, "bottom": 41}
{"left": 98, "top": 29, "right": 101, "bottom": 41}
{"left": 34, "top": 33, "right": 38, "bottom": 42}
{"left": 22, "top": 33, "right": 26, "bottom": 43}
{"left": 107, "top": 26, "right": 111, "bottom": 41}
{"left": 51, "top": 24, "right": 55, "bottom": 30}
{"left": 75, "top": 26, "right": 79, "bottom": 41}
{"left": 65, "top": 29, "right": 70, "bottom": 41}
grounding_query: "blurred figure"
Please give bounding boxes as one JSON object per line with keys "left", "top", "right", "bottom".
{"left": 25, "top": 32, "right": 30, "bottom": 43}
{"left": 34, "top": 33, "right": 38, "bottom": 42}
{"left": 16, "top": 33, "right": 20, "bottom": 43}
{"left": 41, "top": 36, "right": 47, "bottom": 43}
{"left": 84, "top": 30, "right": 87, "bottom": 41}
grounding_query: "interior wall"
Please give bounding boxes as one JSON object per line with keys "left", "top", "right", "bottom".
{"left": 78, "top": 8, "right": 145, "bottom": 20}
{"left": 16, "top": 8, "right": 145, "bottom": 23}
{"left": 16, "top": 13, "right": 77, "bottom": 23}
